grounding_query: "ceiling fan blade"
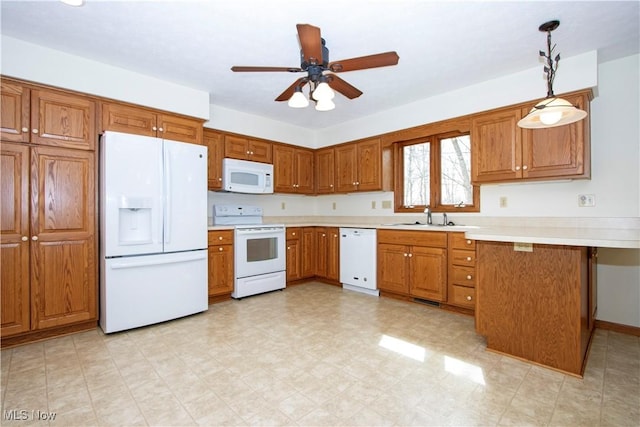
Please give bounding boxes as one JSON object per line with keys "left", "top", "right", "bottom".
{"left": 275, "top": 77, "right": 308, "bottom": 102}
{"left": 329, "top": 51, "right": 400, "bottom": 72}
{"left": 327, "top": 75, "right": 363, "bottom": 99}
{"left": 296, "top": 24, "right": 323, "bottom": 65}
{"left": 231, "top": 66, "right": 303, "bottom": 72}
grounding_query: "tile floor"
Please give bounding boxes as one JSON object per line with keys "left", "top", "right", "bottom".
{"left": 1, "top": 282, "right": 639, "bottom": 426}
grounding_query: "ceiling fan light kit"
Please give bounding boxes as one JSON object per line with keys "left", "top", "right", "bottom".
{"left": 518, "top": 20, "right": 588, "bottom": 129}
{"left": 231, "top": 23, "right": 399, "bottom": 112}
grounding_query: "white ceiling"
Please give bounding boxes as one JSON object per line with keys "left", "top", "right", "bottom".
{"left": 1, "top": 0, "right": 638, "bottom": 130}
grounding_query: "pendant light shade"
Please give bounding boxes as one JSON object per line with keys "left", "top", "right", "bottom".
{"left": 517, "top": 20, "right": 587, "bottom": 129}
{"left": 315, "top": 99, "right": 335, "bottom": 111}
{"left": 518, "top": 97, "right": 588, "bottom": 129}
{"left": 288, "top": 88, "right": 309, "bottom": 108}
{"left": 311, "top": 82, "right": 335, "bottom": 101}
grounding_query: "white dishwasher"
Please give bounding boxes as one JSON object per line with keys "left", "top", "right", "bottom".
{"left": 339, "top": 228, "right": 379, "bottom": 296}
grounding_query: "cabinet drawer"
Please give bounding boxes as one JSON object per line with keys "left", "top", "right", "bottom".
{"left": 450, "top": 265, "right": 476, "bottom": 286}
{"left": 449, "top": 232, "right": 475, "bottom": 250}
{"left": 450, "top": 249, "right": 476, "bottom": 266}
{"left": 450, "top": 285, "right": 475, "bottom": 308}
{"left": 377, "top": 230, "right": 447, "bottom": 248}
{"left": 208, "top": 230, "right": 234, "bottom": 245}
{"left": 287, "top": 227, "right": 302, "bottom": 240}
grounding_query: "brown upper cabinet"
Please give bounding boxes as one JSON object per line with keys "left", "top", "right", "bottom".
{"left": 101, "top": 102, "right": 204, "bottom": 145}
{"left": 204, "top": 129, "right": 224, "bottom": 190}
{"left": 315, "top": 147, "right": 335, "bottom": 194}
{"left": 224, "top": 134, "right": 272, "bottom": 163}
{"left": 273, "top": 144, "right": 315, "bottom": 194}
{"left": 1, "top": 79, "right": 96, "bottom": 151}
{"left": 334, "top": 137, "right": 382, "bottom": 192}
{"left": 471, "top": 90, "right": 591, "bottom": 184}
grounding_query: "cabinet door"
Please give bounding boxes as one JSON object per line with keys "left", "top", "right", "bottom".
{"left": 301, "top": 227, "right": 316, "bottom": 278}
{"left": 377, "top": 243, "right": 409, "bottom": 294}
{"left": 334, "top": 144, "right": 357, "bottom": 192}
{"left": 356, "top": 138, "right": 381, "bottom": 191}
{"left": 205, "top": 129, "right": 224, "bottom": 190}
{"left": 30, "top": 147, "right": 96, "bottom": 330}
{"left": 0, "top": 80, "right": 30, "bottom": 143}
{"left": 273, "top": 145, "right": 296, "bottom": 193}
{"left": 315, "top": 227, "right": 328, "bottom": 277}
{"left": 410, "top": 246, "right": 447, "bottom": 301}
{"left": 326, "top": 228, "right": 340, "bottom": 281}
{"left": 101, "top": 102, "right": 157, "bottom": 137}
{"left": 471, "top": 109, "right": 522, "bottom": 183}
{"left": 296, "top": 148, "right": 315, "bottom": 193}
{"left": 248, "top": 139, "right": 272, "bottom": 163}
{"left": 315, "top": 147, "right": 335, "bottom": 194}
{"left": 521, "top": 93, "right": 589, "bottom": 179}
{"left": 158, "top": 114, "right": 203, "bottom": 145}
{"left": 208, "top": 244, "right": 234, "bottom": 296}
{"left": 0, "top": 143, "right": 31, "bottom": 336}
{"left": 224, "top": 135, "right": 249, "bottom": 160}
{"left": 286, "top": 239, "right": 301, "bottom": 281}
{"left": 31, "top": 89, "right": 96, "bottom": 150}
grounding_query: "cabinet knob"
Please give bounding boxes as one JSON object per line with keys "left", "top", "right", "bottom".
{"left": 466, "top": 275, "right": 472, "bottom": 280}
{"left": 21, "top": 127, "right": 28, "bottom": 132}
{"left": 250, "top": 151, "right": 254, "bottom": 155}
{"left": 32, "top": 129, "right": 38, "bottom": 134}
{"left": 218, "top": 177, "right": 222, "bottom": 181}
{"left": 158, "top": 127, "right": 164, "bottom": 132}
{"left": 218, "top": 236, "right": 223, "bottom": 240}
{"left": 522, "top": 165, "right": 528, "bottom": 170}
{"left": 31, "top": 236, "right": 38, "bottom": 241}
{"left": 408, "top": 253, "right": 413, "bottom": 257}
{"left": 322, "top": 233, "right": 326, "bottom": 237}
{"left": 466, "top": 256, "right": 472, "bottom": 261}
{"left": 152, "top": 126, "right": 158, "bottom": 131}
{"left": 287, "top": 246, "right": 291, "bottom": 250}
{"left": 218, "top": 247, "right": 223, "bottom": 251}
{"left": 356, "top": 181, "right": 360, "bottom": 185}
{"left": 466, "top": 295, "right": 472, "bottom": 301}
{"left": 21, "top": 236, "right": 28, "bottom": 242}
{"left": 466, "top": 240, "right": 472, "bottom": 245}
{"left": 353, "top": 182, "right": 357, "bottom": 186}
{"left": 292, "top": 232, "right": 296, "bottom": 236}
{"left": 330, "top": 184, "right": 334, "bottom": 188}
{"left": 515, "top": 165, "right": 521, "bottom": 171}
{"left": 404, "top": 253, "right": 408, "bottom": 257}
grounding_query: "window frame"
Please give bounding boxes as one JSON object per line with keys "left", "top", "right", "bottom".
{"left": 394, "top": 131, "right": 480, "bottom": 213}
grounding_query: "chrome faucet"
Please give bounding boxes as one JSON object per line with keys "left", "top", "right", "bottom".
{"left": 442, "top": 213, "right": 448, "bottom": 226}
{"left": 424, "top": 206, "right": 432, "bottom": 225}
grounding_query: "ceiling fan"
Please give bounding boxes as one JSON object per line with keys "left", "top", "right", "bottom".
{"left": 231, "top": 24, "right": 400, "bottom": 110}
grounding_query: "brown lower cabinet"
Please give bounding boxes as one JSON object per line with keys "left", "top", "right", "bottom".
{"left": 207, "top": 230, "right": 234, "bottom": 302}
{"left": 1, "top": 143, "right": 97, "bottom": 342}
{"left": 377, "top": 230, "right": 447, "bottom": 301}
{"left": 286, "top": 227, "right": 315, "bottom": 282}
{"left": 475, "top": 241, "right": 596, "bottom": 376}
{"left": 315, "top": 227, "right": 340, "bottom": 283}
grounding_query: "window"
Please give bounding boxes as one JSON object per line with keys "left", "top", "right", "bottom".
{"left": 395, "top": 132, "right": 479, "bottom": 213}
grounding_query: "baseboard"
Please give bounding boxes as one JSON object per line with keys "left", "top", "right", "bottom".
{"left": 595, "top": 319, "right": 640, "bottom": 337}
{"left": 1, "top": 320, "right": 97, "bottom": 349}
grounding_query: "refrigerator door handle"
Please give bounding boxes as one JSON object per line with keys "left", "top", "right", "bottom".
{"left": 164, "top": 145, "right": 172, "bottom": 244}
{"left": 110, "top": 252, "right": 206, "bottom": 269}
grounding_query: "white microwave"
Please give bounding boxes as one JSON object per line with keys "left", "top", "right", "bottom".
{"left": 222, "top": 158, "right": 274, "bottom": 194}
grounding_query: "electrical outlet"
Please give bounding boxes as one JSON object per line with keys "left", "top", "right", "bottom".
{"left": 371, "top": 201, "right": 376, "bottom": 209}
{"left": 499, "top": 196, "right": 508, "bottom": 208}
{"left": 382, "top": 200, "right": 392, "bottom": 209}
{"left": 514, "top": 242, "right": 533, "bottom": 252}
{"left": 332, "top": 202, "right": 336, "bottom": 210}
{"left": 578, "top": 194, "right": 596, "bottom": 207}
{"left": 281, "top": 202, "right": 286, "bottom": 210}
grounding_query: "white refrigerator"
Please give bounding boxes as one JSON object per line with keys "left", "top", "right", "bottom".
{"left": 99, "top": 131, "right": 208, "bottom": 333}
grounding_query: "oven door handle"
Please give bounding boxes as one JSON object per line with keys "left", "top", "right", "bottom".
{"left": 236, "top": 229, "right": 284, "bottom": 236}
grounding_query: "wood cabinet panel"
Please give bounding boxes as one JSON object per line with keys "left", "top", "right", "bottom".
{"left": 208, "top": 231, "right": 234, "bottom": 298}
{"left": 315, "top": 227, "right": 328, "bottom": 277}
{"left": 274, "top": 145, "right": 315, "bottom": 194}
{"left": 471, "top": 109, "right": 522, "bottom": 183}
{"left": 450, "top": 265, "right": 476, "bottom": 286}
{"left": 0, "top": 80, "right": 30, "bottom": 143}
{"left": 0, "top": 143, "right": 30, "bottom": 336}
{"left": 450, "top": 285, "right": 475, "bottom": 309}
{"left": 378, "top": 229, "right": 447, "bottom": 248}
{"left": 286, "top": 239, "right": 301, "bottom": 282}
{"left": 207, "top": 229, "right": 233, "bottom": 246}
{"left": 377, "top": 243, "right": 410, "bottom": 294}
{"left": 315, "top": 147, "right": 335, "bottom": 194}
{"left": 296, "top": 148, "right": 314, "bottom": 193}
{"left": 450, "top": 249, "right": 475, "bottom": 266}
{"left": 334, "top": 144, "right": 358, "bottom": 192}
{"left": 449, "top": 233, "right": 476, "bottom": 250}
{"left": 409, "top": 246, "right": 447, "bottom": 301}
{"left": 30, "top": 146, "right": 96, "bottom": 330}
{"left": 204, "top": 129, "right": 224, "bottom": 190}
{"left": 224, "top": 135, "right": 272, "bottom": 163}
{"left": 476, "top": 241, "right": 593, "bottom": 375}
{"left": 447, "top": 232, "right": 476, "bottom": 311}
{"left": 356, "top": 138, "right": 381, "bottom": 191}
{"left": 301, "top": 227, "right": 316, "bottom": 278}
{"left": 286, "top": 227, "right": 316, "bottom": 282}
{"left": 326, "top": 227, "right": 340, "bottom": 282}
{"left": 158, "top": 114, "right": 203, "bottom": 145}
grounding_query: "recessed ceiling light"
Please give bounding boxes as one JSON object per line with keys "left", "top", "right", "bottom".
{"left": 60, "top": 0, "right": 85, "bottom": 6}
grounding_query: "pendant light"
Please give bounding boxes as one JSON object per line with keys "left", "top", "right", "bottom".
{"left": 518, "top": 20, "right": 587, "bottom": 129}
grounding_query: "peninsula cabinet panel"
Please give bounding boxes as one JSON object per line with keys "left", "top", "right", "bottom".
{"left": 0, "top": 144, "right": 30, "bottom": 336}
{"left": 30, "top": 147, "right": 96, "bottom": 330}
{"left": 476, "top": 241, "right": 593, "bottom": 376}
{"left": 315, "top": 147, "right": 335, "bottom": 194}
{"left": 101, "top": 102, "right": 203, "bottom": 145}
{"left": 204, "top": 129, "right": 224, "bottom": 190}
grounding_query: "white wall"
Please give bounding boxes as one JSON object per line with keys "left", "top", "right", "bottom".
{"left": 0, "top": 36, "right": 210, "bottom": 119}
